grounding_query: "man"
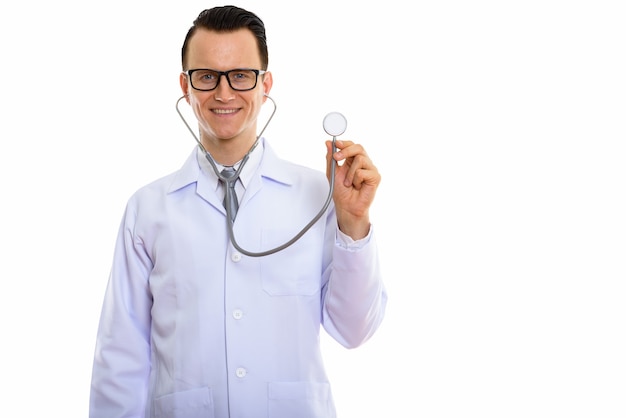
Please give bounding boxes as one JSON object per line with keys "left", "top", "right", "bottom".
{"left": 90, "top": 6, "right": 387, "bottom": 418}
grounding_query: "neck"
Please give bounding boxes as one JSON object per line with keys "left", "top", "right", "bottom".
{"left": 201, "top": 134, "right": 257, "bottom": 166}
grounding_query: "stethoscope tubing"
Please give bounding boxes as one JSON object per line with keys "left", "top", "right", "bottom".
{"left": 175, "top": 94, "right": 337, "bottom": 257}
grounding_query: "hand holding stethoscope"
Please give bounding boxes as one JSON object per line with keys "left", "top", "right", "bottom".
{"left": 324, "top": 112, "right": 381, "bottom": 241}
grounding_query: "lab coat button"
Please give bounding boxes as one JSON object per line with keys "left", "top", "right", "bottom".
{"left": 232, "top": 309, "right": 243, "bottom": 320}
{"left": 231, "top": 253, "right": 242, "bottom": 262}
{"left": 235, "top": 367, "right": 247, "bottom": 378}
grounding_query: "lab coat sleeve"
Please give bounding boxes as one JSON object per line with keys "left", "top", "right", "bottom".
{"left": 322, "top": 224, "right": 387, "bottom": 349}
{"left": 89, "top": 202, "right": 153, "bottom": 418}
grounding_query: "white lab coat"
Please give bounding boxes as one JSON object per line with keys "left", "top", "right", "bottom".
{"left": 89, "top": 138, "right": 387, "bottom": 418}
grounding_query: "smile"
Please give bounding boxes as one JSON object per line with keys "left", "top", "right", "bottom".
{"left": 213, "top": 108, "right": 238, "bottom": 114}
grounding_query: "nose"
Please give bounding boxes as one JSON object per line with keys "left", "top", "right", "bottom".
{"left": 214, "top": 74, "right": 235, "bottom": 101}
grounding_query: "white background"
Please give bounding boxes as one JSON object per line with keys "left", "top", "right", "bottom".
{"left": 1, "top": 1, "right": 625, "bottom": 417}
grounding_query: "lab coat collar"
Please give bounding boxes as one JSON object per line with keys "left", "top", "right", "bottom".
{"left": 166, "top": 137, "right": 294, "bottom": 196}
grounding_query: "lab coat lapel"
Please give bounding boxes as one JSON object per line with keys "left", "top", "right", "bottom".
{"left": 168, "top": 148, "right": 224, "bottom": 212}
{"left": 241, "top": 140, "right": 293, "bottom": 207}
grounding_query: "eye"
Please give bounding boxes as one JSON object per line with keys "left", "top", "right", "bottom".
{"left": 199, "top": 71, "right": 217, "bottom": 80}
{"left": 231, "top": 71, "right": 250, "bottom": 80}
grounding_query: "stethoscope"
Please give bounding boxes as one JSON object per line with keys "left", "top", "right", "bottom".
{"left": 175, "top": 94, "right": 348, "bottom": 257}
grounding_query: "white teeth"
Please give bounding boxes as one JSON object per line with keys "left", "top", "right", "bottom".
{"left": 213, "top": 109, "right": 237, "bottom": 114}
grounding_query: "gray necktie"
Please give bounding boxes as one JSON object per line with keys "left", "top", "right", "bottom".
{"left": 221, "top": 166, "right": 238, "bottom": 220}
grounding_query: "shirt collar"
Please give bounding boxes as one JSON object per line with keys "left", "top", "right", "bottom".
{"left": 196, "top": 140, "right": 264, "bottom": 192}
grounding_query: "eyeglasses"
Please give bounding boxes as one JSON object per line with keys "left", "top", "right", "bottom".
{"left": 184, "top": 68, "right": 267, "bottom": 92}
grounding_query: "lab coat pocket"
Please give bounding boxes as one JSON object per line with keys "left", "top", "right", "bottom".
{"left": 268, "top": 381, "right": 333, "bottom": 418}
{"left": 153, "top": 387, "right": 215, "bottom": 418}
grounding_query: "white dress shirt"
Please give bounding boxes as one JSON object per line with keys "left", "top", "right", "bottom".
{"left": 89, "top": 138, "right": 387, "bottom": 418}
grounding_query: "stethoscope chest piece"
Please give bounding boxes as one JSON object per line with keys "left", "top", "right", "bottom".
{"left": 323, "top": 112, "right": 347, "bottom": 137}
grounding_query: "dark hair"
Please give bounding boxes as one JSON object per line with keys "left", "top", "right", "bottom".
{"left": 181, "top": 5, "right": 268, "bottom": 71}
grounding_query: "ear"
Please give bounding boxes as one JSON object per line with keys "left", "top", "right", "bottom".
{"left": 179, "top": 72, "right": 190, "bottom": 103}
{"left": 261, "top": 71, "right": 273, "bottom": 97}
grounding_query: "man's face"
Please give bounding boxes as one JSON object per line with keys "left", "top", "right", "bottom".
{"left": 180, "top": 28, "right": 272, "bottom": 149}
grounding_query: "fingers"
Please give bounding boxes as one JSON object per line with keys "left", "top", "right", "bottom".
{"left": 331, "top": 140, "right": 365, "bottom": 162}
{"left": 329, "top": 140, "right": 379, "bottom": 188}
